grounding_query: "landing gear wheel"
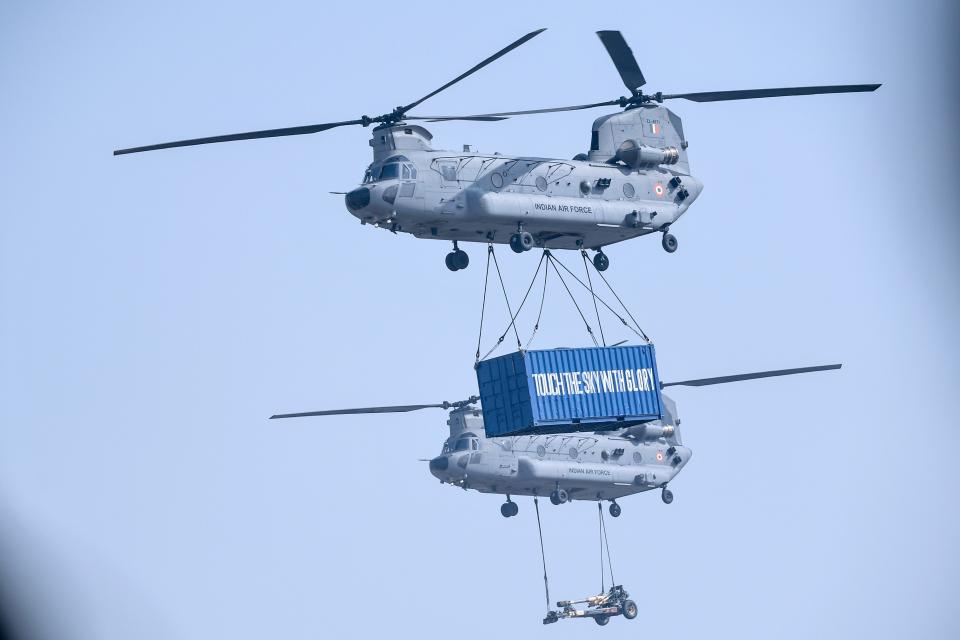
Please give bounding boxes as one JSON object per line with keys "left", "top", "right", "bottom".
{"left": 661, "top": 487, "right": 674, "bottom": 505}
{"left": 594, "top": 615, "right": 610, "bottom": 626}
{"left": 593, "top": 251, "right": 610, "bottom": 272}
{"left": 510, "top": 231, "right": 534, "bottom": 253}
{"left": 445, "top": 252, "right": 458, "bottom": 271}
{"left": 609, "top": 501, "right": 621, "bottom": 518}
{"left": 549, "top": 489, "right": 568, "bottom": 505}
{"left": 500, "top": 500, "right": 518, "bottom": 518}
{"left": 661, "top": 232, "right": 678, "bottom": 253}
{"left": 622, "top": 600, "right": 638, "bottom": 620}
{"left": 452, "top": 249, "right": 469, "bottom": 270}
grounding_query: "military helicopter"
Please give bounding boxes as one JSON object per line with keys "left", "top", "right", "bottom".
{"left": 114, "top": 30, "right": 879, "bottom": 272}
{"left": 270, "top": 363, "right": 840, "bottom": 518}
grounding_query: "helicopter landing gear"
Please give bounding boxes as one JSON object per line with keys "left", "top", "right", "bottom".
{"left": 550, "top": 488, "right": 569, "bottom": 505}
{"left": 661, "top": 230, "right": 678, "bottom": 253}
{"left": 594, "top": 615, "right": 610, "bottom": 626}
{"left": 510, "top": 230, "right": 534, "bottom": 253}
{"left": 500, "top": 497, "right": 519, "bottom": 518}
{"left": 592, "top": 250, "right": 610, "bottom": 272}
{"left": 445, "top": 242, "right": 469, "bottom": 271}
{"left": 661, "top": 486, "right": 674, "bottom": 504}
{"left": 622, "top": 600, "right": 638, "bottom": 620}
{"left": 608, "top": 501, "right": 621, "bottom": 518}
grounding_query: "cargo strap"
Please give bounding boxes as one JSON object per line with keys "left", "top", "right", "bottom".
{"left": 548, "top": 252, "right": 651, "bottom": 344}
{"left": 475, "top": 247, "right": 652, "bottom": 362}
{"left": 474, "top": 246, "right": 492, "bottom": 361}
{"left": 476, "top": 247, "right": 548, "bottom": 362}
{"left": 581, "top": 250, "right": 607, "bottom": 347}
{"left": 598, "top": 503, "right": 615, "bottom": 592}
{"left": 545, "top": 251, "right": 599, "bottom": 347}
{"left": 524, "top": 253, "right": 550, "bottom": 350}
{"left": 534, "top": 497, "right": 551, "bottom": 609}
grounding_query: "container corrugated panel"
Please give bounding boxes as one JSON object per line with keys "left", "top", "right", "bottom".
{"left": 476, "top": 345, "right": 663, "bottom": 437}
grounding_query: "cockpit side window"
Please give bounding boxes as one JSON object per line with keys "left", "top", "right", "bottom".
{"left": 454, "top": 438, "right": 470, "bottom": 452}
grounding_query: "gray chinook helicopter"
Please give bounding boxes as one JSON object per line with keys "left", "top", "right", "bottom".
{"left": 114, "top": 30, "right": 879, "bottom": 272}
{"left": 271, "top": 363, "right": 840, "bottom": 518}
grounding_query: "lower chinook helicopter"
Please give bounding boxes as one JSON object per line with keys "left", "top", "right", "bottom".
{"left": 114, "top": 29, "right": 878, "bottom": 272}
{"left": 271, "top": 363, "right": 839, "bottom": 517}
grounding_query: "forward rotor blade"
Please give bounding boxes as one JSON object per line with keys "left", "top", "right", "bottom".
{"left": 660, "top": 364, "right": 841, "bottom": 388}
{"left": 662, "top": 84, "right": 880, "bottom": 103}
{"left": 270, "top": 395, "right": 480, "bottom": 420}
{"left": 400, "top": 28, "right": 546, "bottom": 114}
{"left": 475, "top": 99, "right": 622, "bottom": 117}
{"left": 270, "top": 403, "right": 448, "bottom": 419}
{"left": 597, "top": 30, "right": 646, "bottom": 93}
{"left": 406, "top": 115, "right": 510, "bottom": 122}
{"left": 113, "top": 119, "right": 364, "bottom": 155}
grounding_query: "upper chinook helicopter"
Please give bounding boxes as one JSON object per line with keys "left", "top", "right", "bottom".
{"left": 114, "top": 30, "right": 879, "bottom": 272}
{"left": 270, "top": 363, "right": 840, "bottom": 518}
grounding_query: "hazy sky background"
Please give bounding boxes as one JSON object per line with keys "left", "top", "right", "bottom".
{"left": 2, "top": 1, "right": 958, "bottom": 638}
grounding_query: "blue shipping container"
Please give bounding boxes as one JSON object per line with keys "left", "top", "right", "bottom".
{"left": 476, "top": 345, "right": 664, "bottom": 437}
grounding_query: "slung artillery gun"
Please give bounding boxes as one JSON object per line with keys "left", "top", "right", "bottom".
{"left": 543, "top": 585, "right": 638, "bottom": 626}
{"left": 114, "top": 30, "right": 878, "bottom": 271}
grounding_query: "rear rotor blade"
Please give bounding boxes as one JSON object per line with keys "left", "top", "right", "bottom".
{"left": 662, "top": 84, "right": 880, "bottom": 103}
{"left": 412, "top": 99, "right": 622, "bottom": 123}
{"left": 113, "top": 119, "right": 364, "bottom": 155}
{"left": 661, "top": 364, "right": 841, "bottom": 388}
{"left": 400, "top": 28, "right": 546, "bottom": 114}
{"left": 596, "top": 30, "right": 646, "bottom": 93}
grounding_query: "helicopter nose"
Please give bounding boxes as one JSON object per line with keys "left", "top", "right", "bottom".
{"left": 429, "top": 456, "right": 449, "bottom": 475}
{"left": 345, "top": 187, "right": 371, "bottom": 211}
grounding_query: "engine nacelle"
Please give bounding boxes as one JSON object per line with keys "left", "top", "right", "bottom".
{"left": 613, "top": 139, "right": 679, "bottom": 168}
{"left": 621, "top": 424, "right": 675, "bottom": 440}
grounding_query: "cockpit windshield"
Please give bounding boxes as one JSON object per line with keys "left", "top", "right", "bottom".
{"left": 362, "top": 156, "right": 417, "bottom": 184}
{"left": 380, "top": 163, "right": 400, "bottom": 180}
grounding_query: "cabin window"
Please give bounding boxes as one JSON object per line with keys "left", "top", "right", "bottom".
{"left": 439, "top": 163, "right": 457, "bottom": 182}
{"left": 402, "top": 165, "right": 410, "bottom": 180}
{"left": 454, "top": 438, "right": 471, "bottom": 452}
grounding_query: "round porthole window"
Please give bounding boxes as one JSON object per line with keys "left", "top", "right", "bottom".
{"left": 623, "top": 183, "right": 635, "bottom": 198}
{"left": 536, "top": 176, "right": 548, "bottom": 191}
{"left": 569, "top": 447, "right": 578, "bottom": 459}
{"left": 491, "top": 173, "right": 504, "bottom": 188}
{"left": 579, "top": 180, "right": 591, "bottom": 195}
{"left": 633, "top": 451, "right": 642, "bottom": 464}
{"left": 536, "top": 445, "right": 546, "bottom": 458}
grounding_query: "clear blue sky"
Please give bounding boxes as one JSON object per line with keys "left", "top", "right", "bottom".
{"left": 1, "top": 1, "right": 958, "bottom": 638}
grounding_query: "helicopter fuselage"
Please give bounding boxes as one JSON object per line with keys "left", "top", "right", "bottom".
{"left": 344, "top": 112, "right": 702, "bottom": 255}
{"left": 427, "top": 405, "right": 690, "bottom": 505}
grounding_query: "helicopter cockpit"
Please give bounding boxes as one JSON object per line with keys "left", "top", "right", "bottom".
{"left": 443, "top": 432, "right": 480, "bottom": 454}
{"left": 362, "top": 155, "right": 418, "bottom": 184}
